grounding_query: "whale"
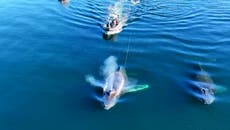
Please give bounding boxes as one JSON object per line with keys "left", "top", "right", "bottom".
{"left": 189, "top": 64, "right": 215, "bottom": 104}
{"left": 102, "top": 66, "right": 126, "bottom": 110}
{"left": 86, "top": 56, "right": 149, "bottom": 110}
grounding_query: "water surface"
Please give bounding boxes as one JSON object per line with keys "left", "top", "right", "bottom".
{"left": 0, "top": 0, "right": 230, "bottom": 129}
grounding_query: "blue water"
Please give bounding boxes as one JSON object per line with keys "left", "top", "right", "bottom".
{"left": 0, "top": 0, "right": 230, "bottom": 129}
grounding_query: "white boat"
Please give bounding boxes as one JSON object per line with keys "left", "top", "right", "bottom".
{"left": 103, "top": 14, "right": 123, "bottom": 35}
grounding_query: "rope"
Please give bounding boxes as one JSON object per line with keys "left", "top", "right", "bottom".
{"left": 124, "top": 31, "right": 131, "bottom": 67}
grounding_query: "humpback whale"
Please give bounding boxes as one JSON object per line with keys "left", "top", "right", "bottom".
{"left": 86, "top": 56, "right": 149, "bottom": 110}
{"left": 189, "top": 64, "right": 215, "bottom": 104}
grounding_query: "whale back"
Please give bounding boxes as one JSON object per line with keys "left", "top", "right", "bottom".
{"left": 196, "top": 64, "right": 215, "bottom": 91}
{"left": 103, "top": 70, "right": 125, "bottom": 110}
{"left": 104, "top": 71, "right": 125, "bottom": 93}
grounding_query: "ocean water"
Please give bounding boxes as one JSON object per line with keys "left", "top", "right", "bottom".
{"left": 0, "top": 0, "right": 230, "bottom": 129}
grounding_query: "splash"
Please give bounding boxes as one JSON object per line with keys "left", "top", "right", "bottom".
{"left": 100, "top": 56, "right": 149, "bottom": 94}
{"left": 85, "top": 75, "right": 103, "bottom": 87}
{"left": 108, "top": 1, "right": 123, "bottom": 16}
{"left": 101, "top": 56, "right": 118, "bottom": 78}
{"left": 85, "top": 56, "right": 118, "bottom": 87}
{"left": 107, "top": 1, "right": 128, "bottom": 27}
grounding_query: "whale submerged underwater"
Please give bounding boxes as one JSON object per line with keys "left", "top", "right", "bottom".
{"left": 86, "top": 56, "right": 149, "bottom": 110}
{"left": 188, "top": 63, "right": 227, "bottom": 105}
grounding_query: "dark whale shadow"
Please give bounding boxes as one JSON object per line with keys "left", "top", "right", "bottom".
{"left": 79, "top": 85, "right": 105, "bottom": 112}
{"left": 63, "top": 85, "right": 104, "bottom": 113}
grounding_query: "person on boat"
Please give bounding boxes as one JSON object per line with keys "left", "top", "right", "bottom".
{"left": 59, "top": 0, "right": 69, "bottom": 4}
{"left": 105, "top": 14, "right": 119, "bottom": 30}
{"left": 110, "top": 18, "right": 119, "bottom": 28}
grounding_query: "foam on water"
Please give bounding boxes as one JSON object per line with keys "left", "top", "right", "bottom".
{"left": 101, "top": 56, "right": 118, "bottom": 77}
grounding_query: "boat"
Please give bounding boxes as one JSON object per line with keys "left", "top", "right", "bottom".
{"left": 103, "top": 14, "right": 123, "bottom": 35}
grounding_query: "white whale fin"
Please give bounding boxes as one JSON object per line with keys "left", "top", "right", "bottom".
{"left": 85, "top": 75, "right": 104, "bottom": 88}
{"left": 123, "top": 84, "right": 149, "bottom": 93}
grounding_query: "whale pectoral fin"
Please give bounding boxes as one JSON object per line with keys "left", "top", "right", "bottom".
{"left": 85, "top": 75, "right": 104, "bottom": 88}
{"left": 123, "top": 84, "right": 149, "bottom": 94}
{"left": 215, "top": 85, "right": 227, "bottom": 93}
